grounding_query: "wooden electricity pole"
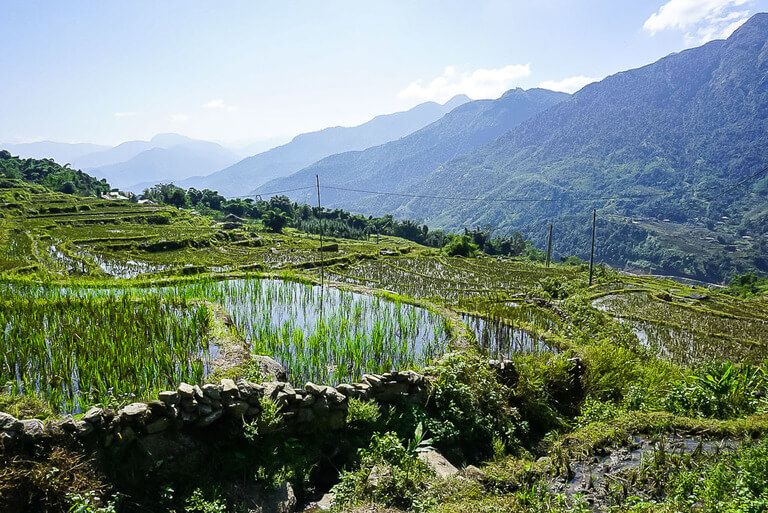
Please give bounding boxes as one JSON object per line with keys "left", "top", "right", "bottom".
{"left": 316, "top": 175, "right": 325, "bottom": 313}
{"left": 545, "top": 223, "right": 553, "bottom": 268}
{"left": 589, "top": 209, "right": 597, "bottom": 286}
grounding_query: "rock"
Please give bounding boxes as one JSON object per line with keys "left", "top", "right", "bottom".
{"left": 315, "top": 492, "right": 335, "bottom": 510}
{"left": 197, "top": 409, "right": 224, "bottom": 427}
{"left": 180, "top": 398, "right": 198, "bottom": 413}
{"left": 252, "top": 355, "right": 288, "bottom": 381}
{"left": 221, "top": 378, "right": 240, "bottom": 400}
{"left": 238, "top": 380, "right": 264, "bottom": 401}
{"left": 324, "top": 387, "right": 347, "bottom": 407}
{"left": 116, "top": 426, "right": 136, "bottom": 445}
{"left": 74, "top": 420, "right": 94, "bottom": 437}
{"left": 367, "top": 464, "right": 392, "bottom": 488}
{"left": 0, "top": 412, "right": 22, "bottom": 432}
{"left": 202, "top": 384, "right": 221, "bottom": 401}
{"left": 335, "top": 383, "right": 355, "bottom": 396}
{"left": 199, "top": 404, "right": 213, "bottom": 415}
{"left": 304, "top": 382, "right": 325, "bottom": 396}
{"left": 295, "top": 408, "right": 315, "bottom": 424}
{"left": 362, "top": 374, "right": 383, "bottom": 387}
{"left": 147, "top": 400, "right": 167, "bottom": 416}
{"left": 227, "top": 400, "right": 250, "bottom": 417}
{"left": 121, "top": 402, "right": 150, "bottom": 421}
{"left": 83, "top": 407, "right": 105, "bottom": 425}
{"left": 194, "top": 385, "right": 211, "bottom": 405}
{"left": 373, "top": 382, "right": 408, "bottom": 400}
{"left": 226, "top": 480, "right": 296, "bottom": 513}
{"left": 20, "top": 419, "right": 44, "bottom": 438}
{"left": 158, "top": 390, "right": 180, "bottom": 405}
{"left": 145, "top": 417, "right": 172, "bottom": 434}
{"left": 462, "top": 465, "right": 486, "bottom": 481}
{"left": 178, "top": 382, "right": 195, "bottom": 399}
{"left": 418, "top": 450, "right": 459, "bottom": 478}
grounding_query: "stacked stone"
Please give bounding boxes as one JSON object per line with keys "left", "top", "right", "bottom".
{"left": 488, "top": 359, "right": 518, "bottom": 387}
{"left": 0, "top": 361, "right": 519, "bottom": 451}
{"left": 335, "top": 370, "right": 427, "bottom": 403}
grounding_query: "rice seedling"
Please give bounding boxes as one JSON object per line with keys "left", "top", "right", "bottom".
{"left": 0, "top": 277, "right": 450, "bottom": 410}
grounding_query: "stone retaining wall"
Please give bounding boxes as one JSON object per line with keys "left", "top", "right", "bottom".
{"left": 0, "top": 359, "right": 532, "bottom": 453}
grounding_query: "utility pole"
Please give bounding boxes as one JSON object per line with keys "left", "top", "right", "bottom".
{"left": 589, "top": 209, "right": 597, "bottom": 286}
{"left": 545, "top": 223, "right": 553, "bottom": 268}
{"left": 316, "top": 175, "right": 324, "bottom": 313}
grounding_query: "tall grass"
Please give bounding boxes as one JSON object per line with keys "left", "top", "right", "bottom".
{"left": 0, "top": 278, "right": 450, "bottom": 411}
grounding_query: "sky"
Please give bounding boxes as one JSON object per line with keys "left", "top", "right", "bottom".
{"left": 1, "top": 0, "right": 767, "bottom": 147}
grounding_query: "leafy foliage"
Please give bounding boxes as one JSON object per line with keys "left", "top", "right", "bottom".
{"left": 331, "top": 431, "right": 434, "bottom": 511}
{"left": 0, "top": 151, "right": 109, "bottom": 196}
{"left": 664, "top": 362, "right": 768, "bottom": 419}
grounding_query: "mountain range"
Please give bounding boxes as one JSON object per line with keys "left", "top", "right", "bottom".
{"left": 179, "top": 95, "right": 471, "bottom": 197}
{"left": 256, "top": 88, "right": 569, "bottom": 205}
{"left": 0, "top": 141, "right": 109, "bottom": 165}
{"left": 255, "top": 13, "right": 768, "bottom": 282}
{"left": 79, "top": 134, "right": 239, "bottom": 192}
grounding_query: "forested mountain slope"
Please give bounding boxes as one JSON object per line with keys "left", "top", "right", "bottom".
{"left": 275, "top": 14, "right": 768, "bottom": 282}
{"left": 255, "top": 88, "right": 569, "bottom": 208}
{"left": 182, "top": 95, "right": 470, "bottom": 197}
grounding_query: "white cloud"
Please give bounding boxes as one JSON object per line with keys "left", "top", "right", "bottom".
{"left": 113, "top": 111, "right": 137, "bottom": 118}
{"left": 538, "top": 75, "right": 601, "bottom": 94}
{"left": 643, "top": 0, "right": 751, "bottom": 43}
{"left": 170, "top": 113, "right": 190, "bottom": 123}
{"left": 204, "top": 98, "right": 239, "bottom": 112}
{"left": 398, "top": 64, "right": 531, "bottom": 103}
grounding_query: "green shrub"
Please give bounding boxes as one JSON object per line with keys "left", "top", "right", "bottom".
{"left": 331, "top": 431, "right": 434, "bottom": 511}
{"left": 184, "top": 488, "right": 227, "bottom": 513}
{"left": 664, "top": 362, "right": 767, "bottom": 419}
{"left": 443, "top": 235, "right": 479, "bottom": 257}
{"left": 424, "top": 351, "right": 518, "bottom": 463}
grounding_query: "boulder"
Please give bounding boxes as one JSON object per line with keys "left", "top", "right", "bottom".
{"left": 418, "top": 450, "right": 458, "bottom": 478}
{"left": 315, "top": 492, "right": 335, "bottom": 510}
{"left": 0, "top": 412, "right": 21, "bottom": 432}
{"left": 178, "top": 382, "right": 195, "bottom": 399}
{"left": 226, "top": 481, "right": 296, "bottom": 513}
{"left": 20, "top": 419, "right": 44, "bottom": 438}
{"left": 83, "top": 407, "right": 105, "bottom": 425}
{"left": 202, "top": 384, "right": 221, "bottom": 401}
{"left": 253, "top": 355, "right": 288, "bottom": 381}
{"left": 145, "top": 417, "right": 172, "bottom": 434}
{"left": 159, "top": 390, "right": 180, "bottom": 405}
{"left": 221, "top": 379, "right": 239, "bottom": 400}
{"left": 120, "top": 402, "right": 150, "bottom": 422}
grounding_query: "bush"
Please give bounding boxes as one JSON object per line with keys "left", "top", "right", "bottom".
{"left": 424, "top": 352, "right": 519, "bottom": 463}
{"left": 664, "top": 362, "right": 767, "bottom": 419}
{"left": 443, "top": 235, "right": 479, "bottom": 257}
{"left": 331, "top": 431, "right": 434, "bottom": 511}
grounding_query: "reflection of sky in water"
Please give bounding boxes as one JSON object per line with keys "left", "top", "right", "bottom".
{"left": 461, "top": 313, "right": 554, "bottom": 359}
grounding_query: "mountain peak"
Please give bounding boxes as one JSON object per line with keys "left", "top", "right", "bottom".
{"left": 726, "top": 12, "right": 768, "bottom": 42}
{"left": 150, "top": 133, "right": 194, "bottom": 147}
{"left": 444, "top": 94, "right": 471, "bottom": 109}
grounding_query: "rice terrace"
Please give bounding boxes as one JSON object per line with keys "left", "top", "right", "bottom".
{"left": 3, "top": 3, "right": 768, "bottom": 513}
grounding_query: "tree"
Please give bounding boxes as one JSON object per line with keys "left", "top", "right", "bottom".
{"left": 263, "top": 209, "right": 289, "bottom": 233}
{"left": 443, "top": 235, "right": 479, "bottom": 257}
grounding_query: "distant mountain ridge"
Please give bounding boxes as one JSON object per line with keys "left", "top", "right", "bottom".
{"left": 302, "top": 13, "right": 768, "bottom": 281}
{"left": 180, "top": 95, "right": 471, "bottom": 197}
{"left": 255, "top": 88, "right": 570, "bottom": 206}
{"left": 0, "top": 141, "right": 109, "bottom": 165}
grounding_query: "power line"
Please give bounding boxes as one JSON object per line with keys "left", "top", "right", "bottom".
{"left": 253, "top": 183, "right": 668, "bottom": 204}
{"left": 240, "top": 164, "right": 767, "bottom": 207}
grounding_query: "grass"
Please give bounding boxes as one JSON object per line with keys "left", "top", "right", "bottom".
{"left": 3, "top": 180, "right": 768, "bottom": 512}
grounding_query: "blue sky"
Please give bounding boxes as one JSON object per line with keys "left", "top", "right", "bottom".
{"left": 2, "top": 0, "right": 766, "bottom": 146}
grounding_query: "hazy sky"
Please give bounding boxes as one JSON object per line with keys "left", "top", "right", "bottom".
{"left": 2, "top": 0, "right": 766, "bottom": 146}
